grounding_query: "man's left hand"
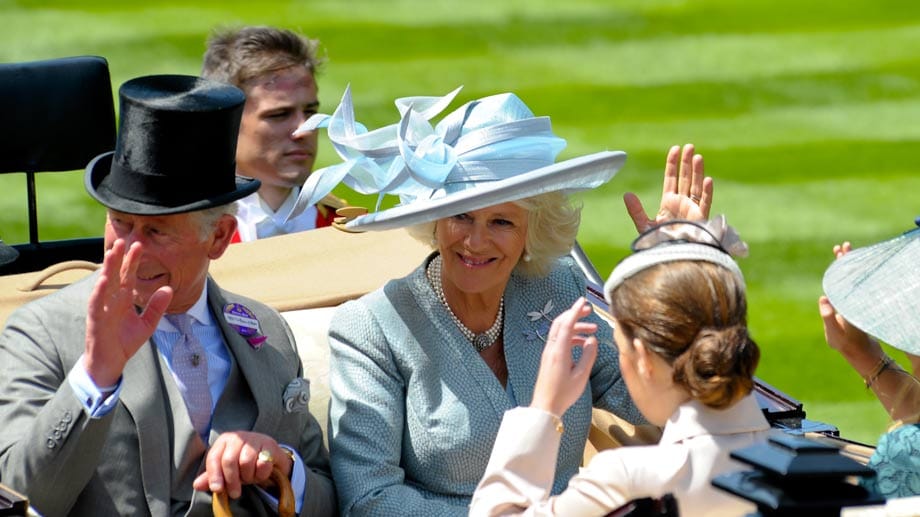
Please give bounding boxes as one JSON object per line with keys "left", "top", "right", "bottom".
{"left": 193, "top": 431, "right": 294, "bottom": 500}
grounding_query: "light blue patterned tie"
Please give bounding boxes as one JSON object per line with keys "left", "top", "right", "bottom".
{"left": 164, "top": 313, "right": 212, "bottom": 440}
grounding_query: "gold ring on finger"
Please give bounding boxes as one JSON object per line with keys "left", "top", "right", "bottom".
{"left": 258, "top": 449, "right": 274, "bottom": 464}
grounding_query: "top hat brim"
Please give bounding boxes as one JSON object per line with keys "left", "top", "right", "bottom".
{"left": 823, "top": 227, "right": 920, "bottom": 355}
{"left": 85, "top": 151, "right": 261, "bottom": 215}
{"left": 345, "top": 151, "right": 626, "bottom": 232}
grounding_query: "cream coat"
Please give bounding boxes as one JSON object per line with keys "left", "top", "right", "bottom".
{"left": 471, "top": 393, "right": 770, "bottom": 516}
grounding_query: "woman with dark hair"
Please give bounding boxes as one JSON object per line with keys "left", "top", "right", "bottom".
{"left": 471, "top": 218, "right": 770, "bottom": 516}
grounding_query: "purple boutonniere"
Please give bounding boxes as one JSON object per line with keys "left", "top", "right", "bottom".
{"left": 223, "top": 303, "right": 267, "bottom": 350}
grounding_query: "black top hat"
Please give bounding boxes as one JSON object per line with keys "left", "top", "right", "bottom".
{"left": 85, "top": 74, "right": 260, "bottom": 215}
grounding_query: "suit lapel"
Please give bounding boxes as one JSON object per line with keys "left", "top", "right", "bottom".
{"left": 120, "top": 340, "right": 172, "bottom": 517}
{"left": 206, "top": 278, "right": 280, "bottom": 435}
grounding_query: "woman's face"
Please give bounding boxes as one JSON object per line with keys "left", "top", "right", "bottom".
{"left": 435, "top": 202, "right": 528, "bottom": 301}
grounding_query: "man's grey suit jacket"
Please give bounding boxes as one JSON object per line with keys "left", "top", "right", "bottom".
{"left": 0, "top": 274, "right": 335, "bottom": 516}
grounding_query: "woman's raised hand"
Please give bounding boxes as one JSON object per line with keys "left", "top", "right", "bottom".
{"left": 530, "top": 298, "right": 599, "bottom": 418}
{"left": 625, "top": 143, "right": 713, "bottom": 233}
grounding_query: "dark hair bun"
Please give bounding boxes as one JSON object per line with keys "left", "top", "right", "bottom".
{"left": 671, "top": 324, "right": 760, "bottom": 409}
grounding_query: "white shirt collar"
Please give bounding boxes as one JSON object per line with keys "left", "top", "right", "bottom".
{"left": 237, "top": 187, "right": 300, "bottom": 220}
{"left": 235, "top": 187, "right": 319, "bottom": 240}
{"left": 269, "top": 186, "right": 300, "bottom": 220}
{"left": 155, "top": 283, "right": 213, "bottom": 332}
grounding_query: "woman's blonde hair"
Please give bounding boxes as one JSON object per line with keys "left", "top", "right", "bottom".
{"left": 406, "top": 191, "right": 581, "bottom": 277}
{"left": 608, "top": 260, "right": 760, "bottom": 409}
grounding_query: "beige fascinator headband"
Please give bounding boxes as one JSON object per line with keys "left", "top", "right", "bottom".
{"left": 604, "top": 215, "right": 748, "bottom": 303}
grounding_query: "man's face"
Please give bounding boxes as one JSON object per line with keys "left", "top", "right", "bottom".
{"left": 103, "top": 210, "right": 233, "bottom": 313}
{"left": 236, "top": 65, "right": 319, "bottom": 190}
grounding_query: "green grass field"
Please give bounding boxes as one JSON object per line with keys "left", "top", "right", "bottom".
{"left": 2, "top": 0, "right": 919, "bottom": 444}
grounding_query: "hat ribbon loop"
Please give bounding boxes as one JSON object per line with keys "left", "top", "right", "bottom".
{"left": 286, "top": 85, "right": 566, "bottom": 223}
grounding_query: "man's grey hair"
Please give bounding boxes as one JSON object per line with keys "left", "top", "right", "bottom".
{"left": 193, "top": 203, "right": 238, "bottom": 241}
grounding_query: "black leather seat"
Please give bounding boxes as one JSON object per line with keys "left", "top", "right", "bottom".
{"left": 0, "top": 55, "right": 115, "bottom": 274}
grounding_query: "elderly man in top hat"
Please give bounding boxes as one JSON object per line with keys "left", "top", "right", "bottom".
{"left": 0, "top": 75, "right": 336, "bottom": 516}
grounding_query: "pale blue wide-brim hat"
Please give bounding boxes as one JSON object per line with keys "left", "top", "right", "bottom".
{"left": 285, "top": 85, "right": 626, "bottom": 232}
{"left": 822, "top": 220, "right": 920, "bottom": 355}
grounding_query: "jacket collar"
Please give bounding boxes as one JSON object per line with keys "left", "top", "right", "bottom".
{"left": 660, "top": 393, "right": 770, "bottom": 445}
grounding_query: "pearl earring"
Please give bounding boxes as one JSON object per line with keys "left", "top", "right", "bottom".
{"left": 523, "top": 252, "right": 532, "bottom": 262}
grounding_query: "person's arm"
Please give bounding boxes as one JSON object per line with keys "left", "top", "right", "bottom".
{"left": 327, "top": 302, "right": 468, "bottom": 516}
{"left": 530, "top": 298, "right": 599, "bottom": 418}
{"left": 819, "top": 295, "right": 920, "bottom": 421}
{"left": 0, "top": 300, "right": 117, "bottom": 516}
{"left": 83, "top": 239, "right": 171, "bottom": 388}
{"left": 472, "top": 300, "right": 638, "bottom": 516}
{"left": 193, "top": 428, "right": 335, "bottom": 516}
{"left": 0, "top": 241, "right": 170, "bottom": 516}
{"left": 819, "top": 241, "right": 920, "bottom": 422}
{"left": 472, "top": 406, "right": 655, "bottom": 517}
{"left": 908, "top": 353, "right": 920, "bottom": 378}
{"left": 470, "top": 407, "right": 569, "bottom": 516}
{"left": 624, "top": 143, "right": 713, "bottom": 233}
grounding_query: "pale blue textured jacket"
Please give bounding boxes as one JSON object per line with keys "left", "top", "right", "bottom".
{"left": 328, "top": 254, "right": 642, "bottom": 516}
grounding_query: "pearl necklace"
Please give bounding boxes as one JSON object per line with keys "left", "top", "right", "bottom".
{"left": 426, "top": 255, "right": 504, "bottom": 352}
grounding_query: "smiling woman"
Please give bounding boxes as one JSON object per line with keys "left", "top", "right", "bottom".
{"left": 295, "top": 83, "right": 716, "bottom": 514}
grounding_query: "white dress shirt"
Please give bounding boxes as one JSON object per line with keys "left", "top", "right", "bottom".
{"left": 235, "top": 189, "right": 319, "bottom": 241}
{"left": 470, "top": 393, "right": 771, "bottom": 517}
